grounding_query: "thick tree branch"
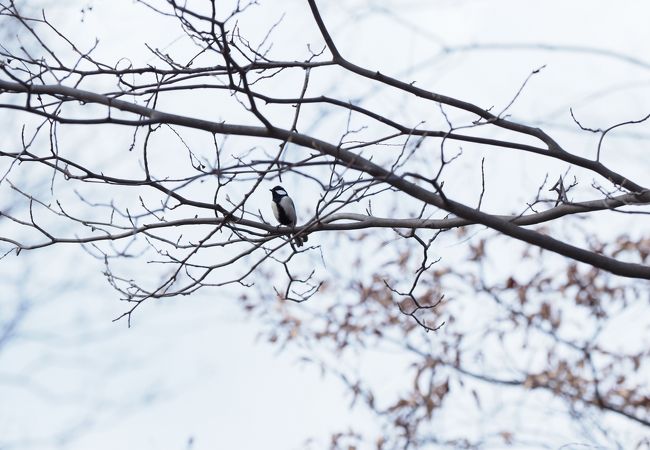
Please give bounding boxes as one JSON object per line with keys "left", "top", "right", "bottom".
{"left": 1, "top": 79, "right": 649, "bottom": 278}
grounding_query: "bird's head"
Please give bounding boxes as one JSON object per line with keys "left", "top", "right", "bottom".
{"left": 270, "top": 185, "right": 288, "bottom": 198}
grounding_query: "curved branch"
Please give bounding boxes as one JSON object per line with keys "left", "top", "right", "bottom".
{"left": 305, "top": 0, "right": 646, "bottom": 193}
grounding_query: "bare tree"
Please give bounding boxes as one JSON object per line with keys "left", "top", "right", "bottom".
{"left": 0, "top": 0, "right": 648, "bottom": 448}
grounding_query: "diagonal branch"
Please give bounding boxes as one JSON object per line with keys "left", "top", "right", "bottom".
{"left": 1, "top": 79, "right": 649, "bottom": 278}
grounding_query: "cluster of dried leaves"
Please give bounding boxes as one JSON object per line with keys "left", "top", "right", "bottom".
{"left": 244, "top": 228, "right": 649, "bottom": 449}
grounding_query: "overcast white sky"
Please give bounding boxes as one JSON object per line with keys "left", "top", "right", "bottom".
{"left": 1, "top": 1, "right": 649, "bottom": 449}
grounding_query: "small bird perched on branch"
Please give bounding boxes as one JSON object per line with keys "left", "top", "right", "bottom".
{"left": 270, "top": 185, "right": 307, "bottom": 247}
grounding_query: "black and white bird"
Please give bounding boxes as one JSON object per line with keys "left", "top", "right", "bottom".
{"left": 270, "top": 185, "right": 307, "bottom": 247}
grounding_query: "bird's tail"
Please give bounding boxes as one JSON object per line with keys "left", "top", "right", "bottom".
{"left": 293, "top": 232, "right": 308, "bottom": 247}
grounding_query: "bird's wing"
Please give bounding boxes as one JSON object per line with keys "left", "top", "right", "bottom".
{"left": 281, "top": 196, "right": 297, "bottom": 226}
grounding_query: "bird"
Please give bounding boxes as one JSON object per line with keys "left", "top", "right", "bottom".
{"left": 270, "top": 185, "right": 307, "bottom": 247}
